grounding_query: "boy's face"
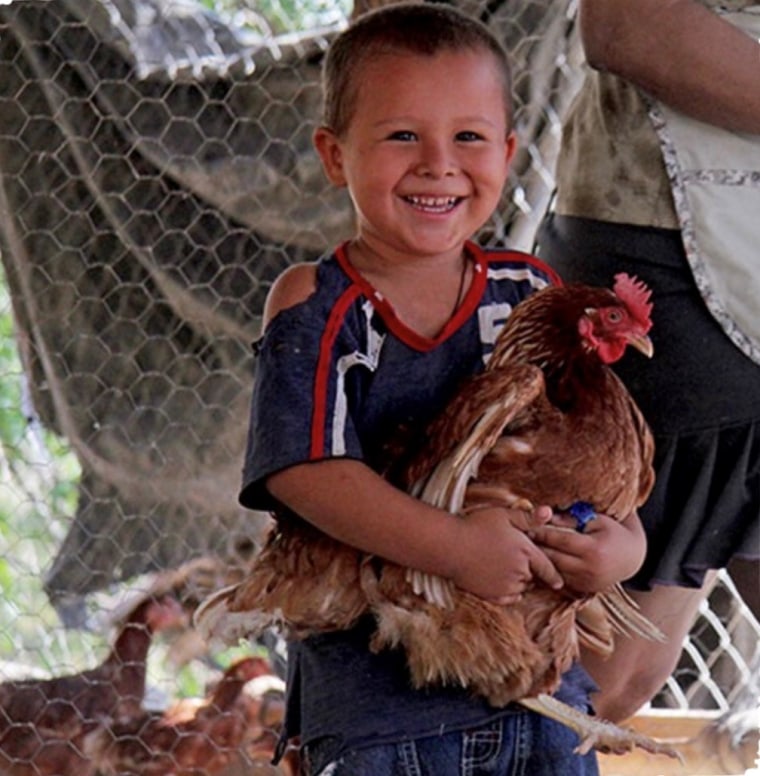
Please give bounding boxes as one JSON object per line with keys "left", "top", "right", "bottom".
{"left": 314, "top": 48, "right": 516, "bottom": 264}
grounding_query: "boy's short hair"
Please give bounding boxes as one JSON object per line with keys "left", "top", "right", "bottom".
{"left": 321, "top": 2, "right": 513, "bottom": 137}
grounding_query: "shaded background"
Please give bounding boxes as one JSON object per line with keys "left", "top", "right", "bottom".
{"left": 0, "top": 1, "right": 756, "bottom": 773}
{"left": 0, "top": 0, "right": 580, "bottom": 613}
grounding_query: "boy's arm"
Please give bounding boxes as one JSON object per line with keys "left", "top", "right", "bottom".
{"left": 529, "top": 510, "right": 647, "bottom": 592}
{"left": 579, "top": 0, "right": 760, "bottom": 133}
{"left": 267, "top": 458, "right": 563, "bottom": 603}
{"left": 260, "top": 262, "right": 562, "bottom": 602}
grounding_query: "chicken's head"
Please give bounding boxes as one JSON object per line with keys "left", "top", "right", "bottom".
{"left": 139, "top": 594, "right": 186, "bottom": 633}
{"left": 226, "top": 656, "right": 273, "bottom": 683}
{"left": 577, "top": 273, "right": 654, "bottom": 365}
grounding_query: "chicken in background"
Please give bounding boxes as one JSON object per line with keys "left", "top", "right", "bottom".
{"left": 221, "top": 669, "right": 299, "bottom": 776}
{"left": 133, "top": 553, "right": 290, "bottom": 677}
{"left": 0, "top": 593, "right": 185, "bottom": 776}
{"left": 196, "top": 274, "right": 678, "bottom": 758}
{"left": 84, "top": 654, "right": 295, "bottom": 775}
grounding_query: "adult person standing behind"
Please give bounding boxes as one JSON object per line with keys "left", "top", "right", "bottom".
{"left": 535, "top": 0, "right": 760, "bottom": 724}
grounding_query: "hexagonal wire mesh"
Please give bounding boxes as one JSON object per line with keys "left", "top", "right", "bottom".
{"left": 0, "top": 0, "right": 756, "bottom": 774}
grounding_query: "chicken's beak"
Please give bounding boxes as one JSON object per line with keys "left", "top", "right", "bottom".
{"left": 627, "top": 333, "right": 654, "bottom": 358}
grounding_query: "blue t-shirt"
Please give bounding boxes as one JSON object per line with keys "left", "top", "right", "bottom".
{"left": 239, "top": 241, "right": 593, "bottom": 754}
{"left": 241, "top": 241, "right": 560, "bottom": 505}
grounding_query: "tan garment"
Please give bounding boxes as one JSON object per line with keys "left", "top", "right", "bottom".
{"left": 554, "top": 0, "right": 756, "bottom": 229}
{"left": 650, "top": 6, "right": 760, "bottom": 363}
{"left": 554, "top": 71, "right": 678, "bottom": 228}
{"left": 553, "top": 0, "right": 760, "bottom": 364}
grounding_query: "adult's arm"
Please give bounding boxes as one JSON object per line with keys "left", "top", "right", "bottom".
{"left": 579, "top": 0, "right": 760, "bottom": 133}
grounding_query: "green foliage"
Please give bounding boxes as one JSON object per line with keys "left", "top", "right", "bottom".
{"left": 199, "top": 0, "right": 350, "bottom": 35}
{"left": 0, "top": 268, "right": 263, "bottom": 701}
{"left": 0, "top": 288, "right": 25, "bottom": 458}
{"left": 0, "top": 268, "right": 94, "bottom": 672}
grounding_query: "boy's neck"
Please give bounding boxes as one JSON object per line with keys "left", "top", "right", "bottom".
{"left": 344, "top": 239, "right": 473, "bottom": 339}
{"left": 345, "top": 237, "right": 467, "bottom": 278}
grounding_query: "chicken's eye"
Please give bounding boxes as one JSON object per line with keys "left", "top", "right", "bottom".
{"left": 606, "top": 309, "right": 624, "bottom": 324}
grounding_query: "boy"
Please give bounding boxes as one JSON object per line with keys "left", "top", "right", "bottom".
{"left": 240, "top": 4, "right": 646, "bottom": 773}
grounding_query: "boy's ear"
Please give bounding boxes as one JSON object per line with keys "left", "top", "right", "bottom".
{"left": 313, "top": 126, "right": 347, "bottom": 186}
{"left": 504, "top": 129, "right": 518, "bottom": 168}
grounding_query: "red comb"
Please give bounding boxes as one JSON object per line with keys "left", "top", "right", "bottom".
{"left": 613, "top": 273, "right": 653, "bottom": 331}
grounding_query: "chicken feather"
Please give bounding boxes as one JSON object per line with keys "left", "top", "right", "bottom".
{"left": 196, "top": 274, "right": 679, "bottom": 759}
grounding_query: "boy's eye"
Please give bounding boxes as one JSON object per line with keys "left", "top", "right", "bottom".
{"left": 455, "top": 131, "right": 483, "bottom": 142}
{"left": 387, "top": 130, "right": 417, "bottom": 141}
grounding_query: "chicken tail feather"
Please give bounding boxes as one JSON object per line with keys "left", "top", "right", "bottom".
{"left": 599, "top": 585, "right": 666, "bottom": 642}
{"left": 193, "top": 584, "right": 272, "bottom": 648}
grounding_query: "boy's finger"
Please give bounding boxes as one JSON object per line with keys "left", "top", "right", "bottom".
{"left": 549, "top": 514, "right": 581, "bottom": 531}
{"left": 529, "top": 550, "right": 563, "bottom": 590}
{"left": 529, "top": 524, "right": 576, "bottom": 546}
{"left": 531, "top": 504, "right": 554, "bottom": 524}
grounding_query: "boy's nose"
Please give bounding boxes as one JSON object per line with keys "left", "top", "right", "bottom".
{"left": 415, "top": 141, "right": 457, "bottom": 178}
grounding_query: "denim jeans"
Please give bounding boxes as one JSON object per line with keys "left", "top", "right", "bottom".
{"left": 306, "top": 711, "right": 599, "bottom": 776}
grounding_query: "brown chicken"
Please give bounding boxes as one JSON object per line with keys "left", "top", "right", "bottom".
{"left": 0, "top": 593, "right": 185, "bottom": 776}
{"left": 83, "top": 655, "right": 292, "bottom": 775}
{"left": 196, "top": 274, "right": 678, "bottom": 758}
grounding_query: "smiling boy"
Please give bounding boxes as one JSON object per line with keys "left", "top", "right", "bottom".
{"left": 238, "top": 4, "right": 641, "bottom": 774}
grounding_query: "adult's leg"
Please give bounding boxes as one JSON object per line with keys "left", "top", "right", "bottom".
{"left": 581, "top": 572, "right": 717, "bottom": 723}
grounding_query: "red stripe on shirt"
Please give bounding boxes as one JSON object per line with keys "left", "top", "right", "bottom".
{"left": 334, "top": 242, "right": 489, "bottom": 352}
{"left": 334, "top": 242, "right": 562, "bottom": 353}
{"left": 310, "top": 284, "right": 363, "bottom": 459}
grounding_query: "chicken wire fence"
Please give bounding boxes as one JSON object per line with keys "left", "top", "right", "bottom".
{"left": 0, "top": 0, "right": 757, "bottom": 772}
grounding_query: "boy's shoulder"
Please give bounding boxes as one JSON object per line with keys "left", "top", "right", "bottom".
{"left": 263, "top": 261, "right": 320, "bottom": 327}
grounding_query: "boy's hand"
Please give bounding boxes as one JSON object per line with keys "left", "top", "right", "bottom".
{"left": 529, "top": 510, "right": 646, "bottom": 592}
{"left": 451, "top": 505, "right": 563, "bottom": 604}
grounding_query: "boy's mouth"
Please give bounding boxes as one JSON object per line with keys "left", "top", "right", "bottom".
{"left": 404, "top": 195, "right": 461, "bottom": 213}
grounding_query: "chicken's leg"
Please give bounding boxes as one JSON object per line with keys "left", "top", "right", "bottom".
{"left": 518, "top": 694, "right": 682, "bottom": 759}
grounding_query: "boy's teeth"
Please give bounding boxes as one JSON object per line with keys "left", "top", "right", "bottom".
{"left": 407, "top": 195, "right": 457, "bottom": 210}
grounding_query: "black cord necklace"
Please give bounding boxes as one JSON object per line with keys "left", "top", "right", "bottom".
{"left": 451, "top": 257, "right": 469, "bottom": 316}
